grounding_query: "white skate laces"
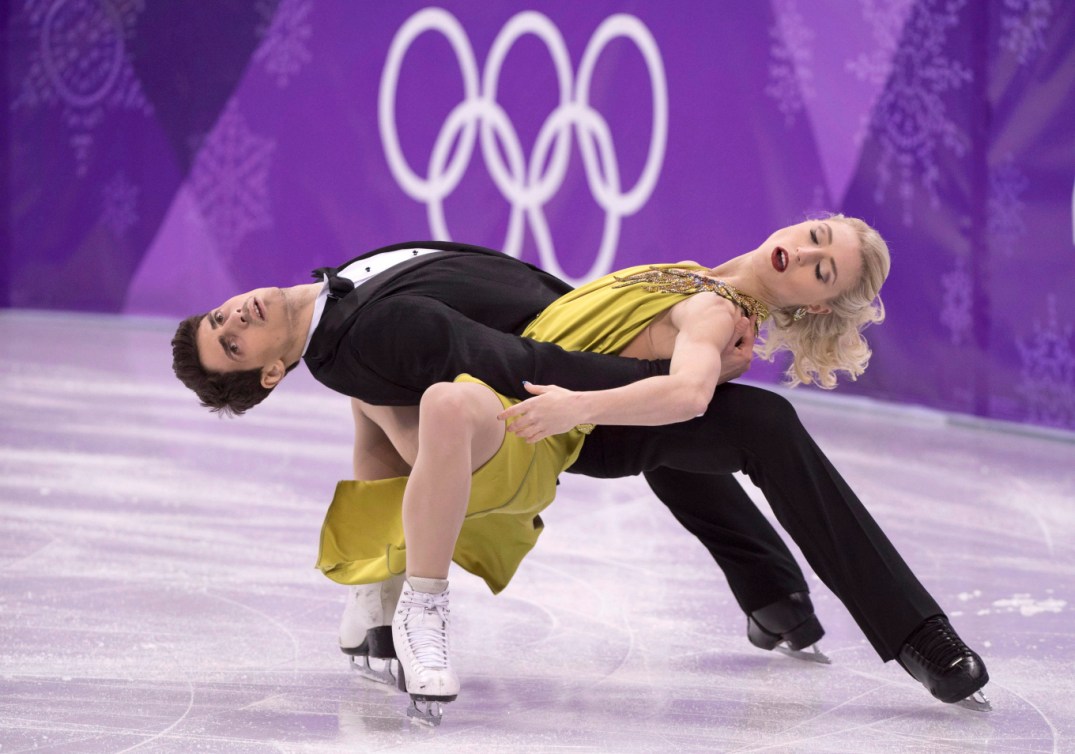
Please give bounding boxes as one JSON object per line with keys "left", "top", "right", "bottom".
{"left": 396, "top": 587, "right": 452, "bottom": 672}
{"left": 392, "top": 579, "right": 459, "bottom": 728}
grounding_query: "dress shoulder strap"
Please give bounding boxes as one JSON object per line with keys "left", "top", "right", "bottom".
{"left": 612, "top": 266, "right": 770, "bottom": 323}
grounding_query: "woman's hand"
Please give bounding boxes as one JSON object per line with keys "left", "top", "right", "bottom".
{"left": 497, "top": 383, "right": 583, "bottom": 443}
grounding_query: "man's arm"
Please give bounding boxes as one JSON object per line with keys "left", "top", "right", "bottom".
{"left": 499, "top": 295, "right": 740, "bottom": 440}
{"left": 348, "top": 295, "right": 752, "bottom": 405}
{"left": 349, "top": 295, "right": 664, "bottom": 402}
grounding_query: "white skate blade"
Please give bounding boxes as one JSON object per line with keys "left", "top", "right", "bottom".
{"left": 774, "top": 642, "right": 832, "bottom": 664}
{"left": 349, "top": 655, "right": 397, "bottom": 686}
{"left": 406, "top": 700, "right": 444, "bottom": 726}
{"left": 955, "top": 689, "right": 992, "bottom": 712}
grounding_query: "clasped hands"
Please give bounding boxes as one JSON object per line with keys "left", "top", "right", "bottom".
{"left": 498, "top": 314, "right": 756, "bottom": 444}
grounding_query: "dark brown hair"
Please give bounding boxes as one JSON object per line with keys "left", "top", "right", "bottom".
{"left": 171, "top": 313, "right": 291, "bottom": 416}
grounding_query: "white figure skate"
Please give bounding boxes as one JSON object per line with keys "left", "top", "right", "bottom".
{"left": 392, "top": 580, "right": 459, "bottom": 726}
{"left": 339, "top": 575, "right": 405, "bottom": 685}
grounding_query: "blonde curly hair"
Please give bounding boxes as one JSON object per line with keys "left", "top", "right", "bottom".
{"left": 755, "top": 214, "right": 891, "bottom": 389}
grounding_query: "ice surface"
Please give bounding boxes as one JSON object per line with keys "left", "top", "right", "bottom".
{"left": 1, "top": 311, "right": 1072, "bottom": 753}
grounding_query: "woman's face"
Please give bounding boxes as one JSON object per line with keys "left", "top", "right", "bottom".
{"left": 753, "top": 219, "right": 863, "bottom": 313}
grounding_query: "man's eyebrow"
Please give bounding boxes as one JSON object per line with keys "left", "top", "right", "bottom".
{"left": 207, "top": 311, "right": 218, "bottom": 330}
{"left": 218, "top": 335, "right": 237, "bottom": 361}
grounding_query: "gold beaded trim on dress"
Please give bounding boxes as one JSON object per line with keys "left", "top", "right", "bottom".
{"left": 612, "top": 266, "right": 770, "bottom": 324}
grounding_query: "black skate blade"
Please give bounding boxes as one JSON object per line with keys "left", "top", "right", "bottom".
{"left": 955, "top": 689, "right": 992, "bottom": 712}
{"left": 349, "top": 655, "right": 397, "bottom": 685}
{"left": 774, "top": 642, "right": 832, "bottom": 665}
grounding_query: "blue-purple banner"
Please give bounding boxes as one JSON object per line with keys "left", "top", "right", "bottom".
{"left": 5, "top": 0, "right": 1075, "bottom": 431}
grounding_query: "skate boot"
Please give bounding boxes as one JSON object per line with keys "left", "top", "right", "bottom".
{"left": 747, "top": 591, "right": 831, "bottom": 664}
{"left": 339, "top": 574, "right": 405, "bottom": 684}
{"left": 392, "top": 577, "right": 458, "bottom": 726}
{"left": 898, "top": 615, "right": 991, "bottom": 711}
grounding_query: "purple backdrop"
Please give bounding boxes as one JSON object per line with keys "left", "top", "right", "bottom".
{"left": 5, "top": 0, "right": 1075, "bottom": 432}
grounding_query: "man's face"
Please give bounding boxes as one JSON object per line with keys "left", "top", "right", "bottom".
{"left": 196, "top": 287, "right": 294, "bottom": 378}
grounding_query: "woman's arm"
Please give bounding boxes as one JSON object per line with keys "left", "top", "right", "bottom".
{"left": 498, "top": 295, "right": 738, "bottom": 442}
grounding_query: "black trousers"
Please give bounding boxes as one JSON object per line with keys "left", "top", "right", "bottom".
{"left": 570, "top": 382, "right": 942, "bottom": 660}
{"left": 640, "top": 469, "right": 809, "bottom": 614}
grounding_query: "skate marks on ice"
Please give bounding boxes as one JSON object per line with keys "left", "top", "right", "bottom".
{"left": 0, "top": 312, "right": 1072, "bottom": 752}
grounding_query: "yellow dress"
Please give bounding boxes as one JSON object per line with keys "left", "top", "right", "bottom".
{"left": 316, "top": 263, "right": 755, "bottom": 593}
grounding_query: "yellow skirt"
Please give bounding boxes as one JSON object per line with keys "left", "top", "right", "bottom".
{"left": 316, "top": 374, "right": 587, "bottom": 594}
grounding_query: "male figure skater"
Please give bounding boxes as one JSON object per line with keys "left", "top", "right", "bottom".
{"left": 172, "top": 241, "right": 989, "bottom": 711}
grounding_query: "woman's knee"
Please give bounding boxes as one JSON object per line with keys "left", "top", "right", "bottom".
{"left": 418, "top": 382, "right": 488, "bottom": 433}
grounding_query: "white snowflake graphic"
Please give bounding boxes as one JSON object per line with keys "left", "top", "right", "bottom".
{"left": 254, "top": 0, "right": 313, "bottom": 88}
{"left": 1016, "top": 295, "right": 1075, "bottom": 429}
{"left": 844, "top": 0, "right": 916, "bottom": 83}
{"left": 765, "top": 0, "right": 815, "bottom": 127}
{"left": 11, "top": 0, "right": 153, "bottom": 175}
{"left": 940, "top": 256, "right": 973, "bottom": 346}
{"left": 987, "top": 156, "right": 1028, "bottom": 257}
{"left": 100, "top": 171, "right": 139, "bottom": 236}
{"left": 848, "top": 0, "right": 972, "bottom": 225}
{"left": 999, "top": 0, "right": 1053, "bottom": 67}
{"left": 190, "top": 101, "right": 276, "bottom": 257}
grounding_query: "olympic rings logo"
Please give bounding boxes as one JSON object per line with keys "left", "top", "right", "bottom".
{"left": 379, "top": 8, "right": 668, "bottom": 284}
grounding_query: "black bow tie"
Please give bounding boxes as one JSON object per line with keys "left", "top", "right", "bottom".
{"left": 311, "top": 267, "right": 354, "bottom": 300}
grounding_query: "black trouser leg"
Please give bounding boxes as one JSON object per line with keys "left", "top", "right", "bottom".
{"left": 642, "top": 468, "right": 808, "bottom": 614}
{"left": 573, "top": 383, "right": 941, "bottom": 661}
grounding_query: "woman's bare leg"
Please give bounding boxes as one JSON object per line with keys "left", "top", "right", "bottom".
{"left": 356, "top": 382, "right": 505, "bottom": 715}
{"left": 401, "top": 382, "right": 505, "bottom": 578}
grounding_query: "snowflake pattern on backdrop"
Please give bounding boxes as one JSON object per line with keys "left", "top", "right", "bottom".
{"left": 999, "top": 0, "right": 1053, "bottom": 67}
{"left": 254, "top": 0, "right": 313, "bottom": 88}
{"left": 940, "top": 256, "right": 973, "bottom": 346}
{"left": 987, "top": 156, "right": 1028, "bottom": 256}
{"left": 845, "top": 0, "right": 916, "bottom": 83}
{"left": 765, "top": 0, "right": 815, "bottom": 127}
{"left": 100, "top": 171, "right": 139, "bottom": 236}
{"left": 11, "top": 0, "right": 153, "bottom": 175}
{"left": 1016, "top": 296, "right": 1075, "bottom": 429}
{"left": 190, "top": 101, "right": 276, "bottom": 257}
{"left": 848, "top": 0, "right": 972, "bottom": 225}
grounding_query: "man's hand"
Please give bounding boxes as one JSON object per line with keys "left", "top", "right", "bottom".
{"left": 718, "top": 315, "right": 756, "bottom": 384}
{"left": 497, "top": 382, "right": 581, "bottom": 443}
